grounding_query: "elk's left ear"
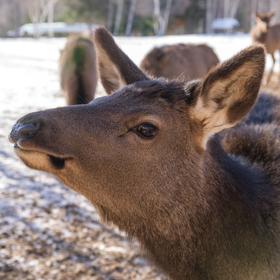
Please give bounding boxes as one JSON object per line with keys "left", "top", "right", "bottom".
{"left": 190, "top": 46, "right": 265, "bottom": 147}
{"left": 94, "top": 27, "right": 148, "bottom": 94}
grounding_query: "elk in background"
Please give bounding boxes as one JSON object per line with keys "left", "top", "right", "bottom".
{"left": 10, "top": 28, "right": 280, "bottom": 280}
{"left": 140, "top": 43, "right": 219, "bottom": 81}
{"left": 60, "top": 36, "right": 97, "bottom": 105}
{"left": 251, "top": 12, "right": 280, "bottom": 84}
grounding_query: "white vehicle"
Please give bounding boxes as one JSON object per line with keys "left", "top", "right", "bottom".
{"left": 212, "top": 18, "right": 240, "bottom": 33}
{"left": 15, "top": 22, "right": 97, "bottom": 37}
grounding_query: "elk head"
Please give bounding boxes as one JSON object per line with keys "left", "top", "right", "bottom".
{"left": 256, "top": 12, "right": 275, "bottom": 32}
{"left": 9, "top": 28, "right": 265, "bottom": 239}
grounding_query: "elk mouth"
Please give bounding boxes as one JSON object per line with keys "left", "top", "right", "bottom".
{"left": 13, "top": 143, "right": 73, "bottom": 171}
{"left": 48, "top": 155, "right": 66, "bottom": 170}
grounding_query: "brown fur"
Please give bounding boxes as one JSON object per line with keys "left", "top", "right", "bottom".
{"left": 94, "top": 28, "right": 148, "bottom": 94}
{"left": 140, "top": 43, "right": 219, "bottom": 81}
{"left": 9, "top": 28, "right": 280, "bottom": 279}
{"left": 60, "top": 35, "right": 97, "bottom": 104}
{"left": 251, "top": 12, "right": 280, "bottom": 84}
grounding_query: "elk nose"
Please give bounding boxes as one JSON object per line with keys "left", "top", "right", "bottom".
{"left": 9, "top": 121, "right": 40, "bottom": 143}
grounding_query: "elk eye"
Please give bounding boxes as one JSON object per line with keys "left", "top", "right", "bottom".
{"left": 134, "top": 123, "right": 158, "bottom": 139}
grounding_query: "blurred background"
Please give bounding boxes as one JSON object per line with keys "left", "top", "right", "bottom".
{"left": 0, "top": 1, "right": 279, "bottom": 280}
{"left": 1, "top": 0, "right": 280, "bottom": 38}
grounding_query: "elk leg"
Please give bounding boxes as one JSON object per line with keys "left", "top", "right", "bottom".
{"left": 266, "top": 53, "right": 275, "bottom": 85}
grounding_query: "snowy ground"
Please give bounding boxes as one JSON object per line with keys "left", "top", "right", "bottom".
{"left": 0, "top": 34, "right": 278, "bottom": 279}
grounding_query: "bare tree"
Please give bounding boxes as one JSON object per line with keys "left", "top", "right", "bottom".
{"left": 125, "top": 0, "right": 137, "bottom": 36}
{"left": 0, "top": 0, "right": 26, "bottom": 35}
{"left": 113, "top": 0, "right": 124, "bottom": 35}
{"left": 257, "top": 0, "right": 269, "bottom": 12}
{"left": 206, "top": 0, "right": 213, "bottom": 33}
{"left": 223, "top": 0, "right": 240, "bottom": 18}
{"left": 250, "top": 0, "right": 258, "bottom": 28}
{"left": 161, "top": 0, "right": 172, "bottom": 35}
{"left": 47, "top": 0, "right": 58, "bottom": 37}
{"left": 25, "top": 0, "right": 58, "bottom": 37}
{"left": 107, "top": 0, "right": 114, "bottom": 31}
{"left": 206, "top": 0, "right": 242, "bottom": 33}
{"left": 25, "top": 0, "right": 40, "bottom": 37}
{"left": 153, "top": 0, "right": 173, "bottom": 36}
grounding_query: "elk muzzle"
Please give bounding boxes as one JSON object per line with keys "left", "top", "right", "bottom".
{"left": 9, "top": 120, "right": 40, "bottom": 146}
{"left": 9, "top": 111, "right": 74, "bottom": 172}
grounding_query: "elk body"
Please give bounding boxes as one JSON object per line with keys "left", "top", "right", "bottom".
{"left": 60, "top": 36, "right": 97, "bottom": 104}
{"left": 10, "top": 28, "right": 280, "bottom": 280}
{"left": 251, "top": 12, "right": 280, "bottom": 84}
{"left": 140, "top": 43, "right": 219, "bottom": 81}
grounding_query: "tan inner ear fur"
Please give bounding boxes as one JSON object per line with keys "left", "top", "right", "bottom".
{"left": 95, "top": 41, "right": 126, "bottom": 94}
{"left": 94, "top": 27, "right": 148, "bottom": 93}
{"left": 191, "top": 61, "right": 261, "bottom": 149}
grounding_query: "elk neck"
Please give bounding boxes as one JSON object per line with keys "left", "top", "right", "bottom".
{"left": 94, "top": 136, "right": 278, "bottom": 279}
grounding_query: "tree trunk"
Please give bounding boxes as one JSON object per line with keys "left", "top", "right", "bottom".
{"left": 26, "top": 0, "right": 50, "bottom": 38}
{"left": 47, "top": 0, "right": 55, "bottom": 37}
{"left": 257, "top": 0, "right": 268, "bottom": 12}
{"left": 251, "top": 0, "right": 257, "bottom": 29}
{"left": 107, "top": 0, "right": 114, "bottom": 32}
{"left": 125, "top": 0, "right": 137, "bottom": 36}
{"left": 114, "top": 0, "right": 124, "bottom": 35}
{"left": 224, "top": 0, "right": 240, "bottom": 18}
{"left": 206, "top": 0, "right": 213, "bottom": 33}
{"left": 153, "top": 0, "right": 172, "bottom": 36}
{"left": 158, "top": 0, "right": 172, "bottom": 35}
{"left": 153, "top": 0, "right": 161, "bottom": 35}
{"left": 30, "top": 1, "right": 41, "bottom": 38}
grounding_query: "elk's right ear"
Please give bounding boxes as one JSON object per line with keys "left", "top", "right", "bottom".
{"left": 94, "top": 27, "right": 149, "bottom": 94}
{"left": 268, "top": 11, "right": 275, "bottom": 19}
{"left": 190, "top": 46, "right": 265, "bottom": 149}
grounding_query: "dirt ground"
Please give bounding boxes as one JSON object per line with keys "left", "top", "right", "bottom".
{"left": 0, "top": 37, "right": 279, "bottom": 280}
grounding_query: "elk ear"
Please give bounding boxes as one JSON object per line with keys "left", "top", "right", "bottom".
{"left": 256, "top": 12, "right": 261, "bottom": 19}
{"left": 268, "top": 11, "right": 275, "bottom": 19}
{"left": 93, "top": 27, "right": 148, "bottom": 94}
{"left": 190, "top": 46, "right": 265, "bottom": 148}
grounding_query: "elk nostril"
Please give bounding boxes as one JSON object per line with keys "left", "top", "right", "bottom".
{"left": 19, "top": 122, "right": 40, "bottom": 138}
{"left": 9, "top": 121, "right": 41, "bottom": 143}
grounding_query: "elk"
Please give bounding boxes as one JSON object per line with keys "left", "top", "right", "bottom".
{"left": 251, "top": 12, "right": 280, "bottom": 84}
{"left": 60, "top": 36, "right": 97, "bottom": 105}
{"left": 140, "top": 43, "right": 219, "bottom": 81}
{"left": 9, "top": 28, "right": 280, "bottom": 280}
